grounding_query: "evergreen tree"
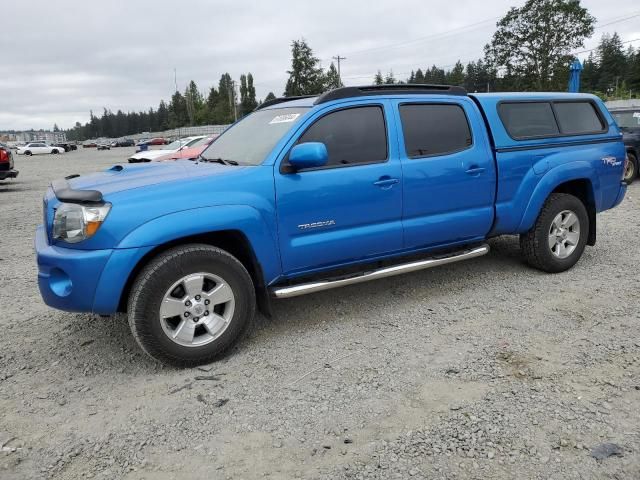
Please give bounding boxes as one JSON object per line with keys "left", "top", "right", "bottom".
{"left": 264, "top": 92, "right": 277, "bottom": 102}
{"left": 284, "top": 39, "right": 325, "bottom": 96}
{"left": 157, "top": 101, "right": 169, "bottom": 131}
{"left": 324, "top": 62, "right": 343, "bottom": 90}
{"left": 384, "top": 70, "right": 396, "bottom": 84}
{"left": 596, "top": 33, "right": 627, "bottom": 95}
{"left": 447, "top": 61, "right": 465, "bottom": 86}
{"left": 168, "top": 90, "right": 189, "bottom": 128}
{"left": 373, "top": 70, "right": 384, "bottom": 85}
{"left": 214, "top": 73, "right": 236, "bottom": 124}
{"left": 239, "top": 73, "right": 259, "bottom": 117}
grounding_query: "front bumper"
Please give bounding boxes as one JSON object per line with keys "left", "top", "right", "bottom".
{"left": 35, "top": 225, "right": 113, "bottom": 313}
{"left": 0, "top": 169, "right": 18, "bottom": 180}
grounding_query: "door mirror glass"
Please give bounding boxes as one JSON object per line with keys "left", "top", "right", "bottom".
{"left": 288, "top": 142, "right": 328, "bottom": 171}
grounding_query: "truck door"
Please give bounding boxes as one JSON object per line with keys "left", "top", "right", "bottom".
{"left": 275, "top": 101, "right": 403, "bottom": 275}
{"left": 393, "top": 99, "right": 496, "bottom": 249}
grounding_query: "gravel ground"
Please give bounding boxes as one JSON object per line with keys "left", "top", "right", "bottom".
{"left": 1, "top": 149, "right": 639, "bottom": 480}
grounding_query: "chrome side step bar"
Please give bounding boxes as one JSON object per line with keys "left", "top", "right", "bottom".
{"left": 271, "top": 244, "right": 489, "bottom": 299}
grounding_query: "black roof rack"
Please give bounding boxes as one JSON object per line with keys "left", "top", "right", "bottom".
{"left": 256, "top": 94, "right": 317, "bottom": 110}
{"left": 315, "top": 84, "right": 467, "bottom": 105}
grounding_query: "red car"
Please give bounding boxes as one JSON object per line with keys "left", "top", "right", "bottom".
{"left": 155, "top": 136, "right": 217, "bottom": 161}
{"left": 146, "top": 137, "right": 168, "bottom": 145}
{"left": 0, "top": 143, "right": 18, "bottom": 181}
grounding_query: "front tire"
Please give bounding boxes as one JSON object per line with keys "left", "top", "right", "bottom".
{"left": 128, "top": 244, "right": 256, "bottom": 367}
{"left": 520, "top": 193, "right": 589, "bottom": 273}
{"left": 623, "top": 153, "right": 637, "bottom": 184}
{"left": 51, "top": 149, "right": 59, "bottom": 154}
{"left": 24, "top": 151, "right": 32, "bottom": 156}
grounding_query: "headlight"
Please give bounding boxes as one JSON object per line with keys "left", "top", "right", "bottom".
{"left": 52, "top": 202, "right": 111, "bottom": 243}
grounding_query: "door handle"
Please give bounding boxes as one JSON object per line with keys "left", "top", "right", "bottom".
{"left": 373, "top": 177, "right": 399, "bottom": 188}
{"left": 465, "top": 166, "right": 486, "bottom": 175}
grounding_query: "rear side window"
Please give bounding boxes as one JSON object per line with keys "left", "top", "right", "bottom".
{"left": 399, "top": 104, "right": 472, "bottom": 158}
{"left": 499, "top": 102, "right": 559, "bottom": 139}
{"left": 554, "top": 102, "right": 605, "bottom": 134}
{"left": 295, "top": 106, "right": 387, "bottom": 168}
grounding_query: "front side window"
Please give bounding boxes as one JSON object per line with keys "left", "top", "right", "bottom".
{"left": 554, "top": 102, "right": 605, "bottom": 135}
{"left": 399, "top": 104, "right": 472, "bottom": 158}
{"left": 292, "top": 105, "right": 388, "bottom": 169}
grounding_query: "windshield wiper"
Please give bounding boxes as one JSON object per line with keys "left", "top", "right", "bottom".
{"left": 197, "top": 155, "right": 239, "bottom": 166}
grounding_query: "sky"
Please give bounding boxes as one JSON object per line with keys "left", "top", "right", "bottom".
{"left": 2, "top": 0, "right": 639, "bottom": 131}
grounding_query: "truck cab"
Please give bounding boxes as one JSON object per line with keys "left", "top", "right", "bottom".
{"left": 36, "top": 85, "right": 627, "bottom": 367}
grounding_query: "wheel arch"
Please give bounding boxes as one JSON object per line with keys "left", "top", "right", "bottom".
{"left": 117, "top": 229, "right": 272, "bottom": 317}
{"left": 517, "top": 165, "right": 599, "bottom": 246}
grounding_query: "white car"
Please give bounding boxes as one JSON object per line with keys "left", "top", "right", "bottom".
{"left": 128, "top": 136, "right": 205, "bottom": 163}
{"left": 17, "top": 142, "right": 65, "bottom": 155}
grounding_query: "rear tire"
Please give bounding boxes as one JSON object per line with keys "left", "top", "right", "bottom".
{"left": 520, "top": 193, "right": 589, "bottom": 273}
{"left": 128, "top": 244, "right": 256, "bottom": 367}
{"left": 623, "top": 153, "right": 637, "bottom": 184}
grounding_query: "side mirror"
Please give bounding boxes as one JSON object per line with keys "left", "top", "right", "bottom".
{"left": 288, "top": 142, "right": 328, "bottom": 171}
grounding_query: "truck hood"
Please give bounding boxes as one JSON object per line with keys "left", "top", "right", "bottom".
{"left": 67, "top": 160, "right": 243, "bottom": 197}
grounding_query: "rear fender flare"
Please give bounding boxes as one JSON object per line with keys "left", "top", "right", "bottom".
{"left": 517, "top": 162, "right": 600, "bottom": 233}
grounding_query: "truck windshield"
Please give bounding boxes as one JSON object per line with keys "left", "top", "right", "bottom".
{"left": 612, "top": 110, "right": 640, "bottom": 129}
{"left": 200, "top": 107, "right": 309, "bottom": 165}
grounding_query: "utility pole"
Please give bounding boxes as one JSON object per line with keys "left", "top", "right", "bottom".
{"left": 230, "top": 80, "right": 238, "bottom": 122}
{"left": 332, "top": 55, "right": 347, "bottom": 84}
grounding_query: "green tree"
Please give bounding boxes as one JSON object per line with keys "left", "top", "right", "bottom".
{"left": 447, "top": 61, "right": 465, "bottom": 86}
{"left": 373, "top": 70, "right": 384, "bottom": 85}
{"left": 184, "top": 80, "right": 204, "bottom": 125}
{"left": 324, "top": 62, "right": 343, "bottom": 90}
{"left": 214, "top": 73, "right": 236, "bottom": 124}
{"left": 239, "top": 73, "right": 259, "bottom": 117}
{"left": 596, "top": 33, "right": 627, "bottom": 95}
{"left": 168, "top": 90, "right": 189, "bottom": 128}
{"left": 284, "top": 39, "right": 325, "bottom": 96}
{"left": 485, "top": 0, "right": 595, "bottom": 91}
{"left": 157, "top": 100, "right": 169, "bottom": 130}
{"left": 384, "top": 70, "right": 396, "bottom": 84}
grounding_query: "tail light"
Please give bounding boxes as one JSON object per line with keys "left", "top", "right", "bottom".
{"left": 0, "top": 148, "right": 8, "bottom": 163}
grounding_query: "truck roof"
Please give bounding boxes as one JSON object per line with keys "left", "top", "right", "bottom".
{"left": 261, "top": 88, "right": 600, "bottom": 110}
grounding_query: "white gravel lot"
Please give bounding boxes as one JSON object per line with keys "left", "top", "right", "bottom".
{"left": 1, "top": 148, "right": 639, "bottom": 480}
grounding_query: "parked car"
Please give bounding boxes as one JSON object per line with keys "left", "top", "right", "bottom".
{"left": 54, "top": 142, "right": 78, "bottom": 152}
{"left": 128, "top": 136, "right": 205, "bottom": 163}
{"left": 610, "top": 108, "right": 640, "bottom": 184}
{"left": 155, "top": 136, "right": 218, "bottom": 161}
{"left": 135, "top": 138, "right": 149, "bottom": 147}
{"left": 0, "top": 143, "right": 18, "bottom": 181}
{"left": 36, "top": 85, "right": 627, "bottom": 367}
{"left": 146, "top": 137, "right": 168, "bottom": 146}
{"left": 97, "top": 143, "right": 111, "bottom": 151}
{"left": 114, "top": 139, "right": 135, "bottom": 147}
{"left": 83, "top": 141, "right": 98, "bottom": 148}
{"left": 17, "top": 142, "right": 65, "bottom": 155}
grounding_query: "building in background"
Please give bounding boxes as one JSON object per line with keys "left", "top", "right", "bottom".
{"left": 0, "top": 130, "right": 67, "bottom": 144}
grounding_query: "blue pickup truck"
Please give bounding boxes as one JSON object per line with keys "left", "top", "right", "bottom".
{"left": 36, "top": 85, "right": 627, "bottom": 366}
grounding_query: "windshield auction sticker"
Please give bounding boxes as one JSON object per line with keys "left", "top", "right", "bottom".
{"left": 269, "top": 113, "right": 300, "bottom": 124}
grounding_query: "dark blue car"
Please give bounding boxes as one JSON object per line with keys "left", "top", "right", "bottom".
{"left": 36, "top": 85, "right": 627, "bottom": 366}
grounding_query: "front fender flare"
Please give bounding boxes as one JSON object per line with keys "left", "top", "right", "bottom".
{"left": 516, "top": 162, "right": 600, "bottom": 233}
{"left": 116, "top": 205, "right": 281, "bottom": 283}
